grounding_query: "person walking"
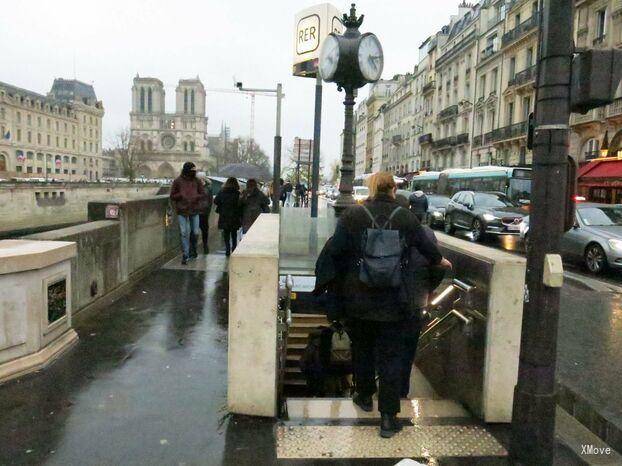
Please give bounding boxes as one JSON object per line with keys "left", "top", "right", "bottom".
{"left": 169, "top": 162, "right": 206, "bottom": 265}
{"left": 240, "top": 178, "right": 270, "bottom": 234}
{"left": 279, "top": 178, "right": 286, "bottom": 207}
{"left": 195, "top": 173, "right": 213, "bottom": 255}
{"left": 284, "top": 180, "right": 294, "bottom": 207}
{"left": 328, "top": 172, "right": 451, "bottom": 438}
{"left": 214, "top": 177, "right": 241, "bottom": 256}
{"left": 408, "top": 186, "right": 429, "bottom": 223}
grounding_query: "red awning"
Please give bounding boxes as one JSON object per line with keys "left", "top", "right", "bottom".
{"left": 578, "top": 159, "right": 622, "bottom": 179}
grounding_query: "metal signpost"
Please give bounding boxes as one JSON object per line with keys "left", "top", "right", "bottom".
{"left": 293, "top": 3, "right": 343, "bottom": 217}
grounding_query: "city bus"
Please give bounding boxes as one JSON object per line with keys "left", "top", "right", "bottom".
{"left": 411, "top": 166, "right": 532, "bottom": 203}
{"left": 353, "top": 173, "right": 407, "bottom": 187}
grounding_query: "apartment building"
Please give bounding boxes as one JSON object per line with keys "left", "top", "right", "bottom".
{"left": 382, "top": 74, "right": 416, "bottom": 173}
{"left": 0, "top": 79, "right": 105, "bottom": 181}
{"left": 431, "top": 4, "right": 480, "bottom": 170}
{"left": 354, "top": 99, "right": 367, "bottom": 177}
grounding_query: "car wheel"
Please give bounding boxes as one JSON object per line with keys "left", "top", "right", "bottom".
{"left": 584, "top": 243, "right": 607, "bottom": 274}
{"left": 444, "top": 215, "right": 455, "bottom": 234}
{"left": 471, "top": 219, "right": 486, "bottom": 242}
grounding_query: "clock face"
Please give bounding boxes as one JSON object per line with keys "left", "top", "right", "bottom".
{"left": 358, "top": 34, "right": 384, "bottom": 82}
{"left": 319, "top": 34, "right": 340, "bottom": 81}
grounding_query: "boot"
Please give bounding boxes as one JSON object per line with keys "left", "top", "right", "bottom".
{"left": 353, "top": 394, "right": 373, "bottom": 412}
{"left": 380, "top": 413, "right": 402, "bottom": 438}
{"left": 189, "top": 235, "right": 198, "bottom": 259}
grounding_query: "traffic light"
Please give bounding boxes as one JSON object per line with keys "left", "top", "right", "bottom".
{"left": 570, "top": 49, "right": 622, "bottom": 114}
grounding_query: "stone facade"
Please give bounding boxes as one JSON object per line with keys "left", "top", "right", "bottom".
{"left": 129, "top": 76, "right": 213, "bottom": 179}
{"left": 355, "top": 0, "right": 622, "bottom": 177}
{"left": 0, "top": 79, "right": 105, "bottom": 181}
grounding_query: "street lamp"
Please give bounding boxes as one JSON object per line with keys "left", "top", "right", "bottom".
{"left": 234, "top": 81, "right": 284, "bottom": 213}
{"left": 318, "top": 3, "right": 384, "bottom": 214}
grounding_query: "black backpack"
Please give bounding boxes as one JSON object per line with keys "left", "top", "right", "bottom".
{"left": 358, "top": 205, "right": 407, "bottom": 288}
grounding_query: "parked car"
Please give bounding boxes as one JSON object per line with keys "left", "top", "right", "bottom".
{"left": 520, "top": 203, "right": 622, "bottom": 274}
{"left": 444, "top": 191, "right": 527, "bottom": 242}
{"left": 425, "top": 194, "right": 451, "bottom": 228}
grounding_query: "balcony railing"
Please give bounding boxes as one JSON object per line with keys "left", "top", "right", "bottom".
{"left": 607, "top": 98, "right": 622, "bottom": 118}
{"left": 502, "top": 13, "right": 540, "bottom": 47}
{"left": 432, "top": 136, "right": 457, "bottom": 149}
{"left": 422, "top": 81, "right": 435, "bottom": 94}
{"left": 418, "top": 133, "right": 433, "bottom": 144}
{"left": 456, "top": 133, "right": 470, "bottom": 145}
{"left": 481, "top": 45, "right": 498, "bottom": 60}
{"left": 438, "top": 104, "right": 458, "bottom": 119}
{"left": 473, "top": 135, "right": 483, "bottom": 148}
{"left": 488, "top": 121, "right": 528, "bottom": 143}
{"left": 508, "top": 65, "right": 537, "bottom": 87}
{"left": 570, "top": 108, "right": 605, "bottom": 125}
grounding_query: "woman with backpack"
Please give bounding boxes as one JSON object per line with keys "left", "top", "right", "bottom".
{"left": 328, "top": 171, "right": 451, "bottom": 438}
{"left": 214, "top": 177, "right": 241, "bottom": 256}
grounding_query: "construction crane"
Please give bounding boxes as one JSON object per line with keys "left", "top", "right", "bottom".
{"left": 205, "top": 88, "right": 275, "bottom": 156}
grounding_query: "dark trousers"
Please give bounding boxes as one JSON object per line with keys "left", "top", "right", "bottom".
{"left": 222, "top": 229, "right": 237, "bottom": 254}
{"left": 349, "top": 318, "right": 406, "bottom": 415}
{"left": 199, "top": 213, "right": 210, "bottom": 252}
{"left": 400, "top": 317, "right": 422, "bottom": 398}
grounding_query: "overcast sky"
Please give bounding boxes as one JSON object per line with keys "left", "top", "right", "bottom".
{"left": 2, "top": 0, "right": 462, "bottom": 175}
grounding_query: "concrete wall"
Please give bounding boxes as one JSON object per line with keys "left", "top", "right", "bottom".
{"left": 228, "top": 214, "right": 280, "bottom": 417}
{"left": 416, "top": 232, "right": 526, "bottom": 423}
{"left": 24, "top": 196, "right": 179, "bottom": 317}
{"left": 0, "top": 182, "right": 161, "bottom": 234}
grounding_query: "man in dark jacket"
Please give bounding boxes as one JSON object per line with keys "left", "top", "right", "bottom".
{"left": 190, "top": 173, "right": 213, "bottom": 255}
{"left": 328, "top": 172, "right": 450, "bottom": 438}
{"left": 409, "top": 186, "right": 429, "bottom": 223}
{"left": 170, "top": 162, "right": 206, "bottom": 265}
{"left": 239, "top": 178, "right": 270, "bottom": 234}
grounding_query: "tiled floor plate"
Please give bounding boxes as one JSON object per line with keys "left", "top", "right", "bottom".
{"left": 163, "top": 253, "right": 228, "bottom": 272}
{"left": 286, "top": 398, "right": 469, "bottom": 421}
{"left": 276, "top": 425, "right": 507, "bottom": 459}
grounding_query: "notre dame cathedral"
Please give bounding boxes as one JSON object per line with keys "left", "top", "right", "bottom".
{"left": 129, "top": 75, "right": 214, "bottom": 178}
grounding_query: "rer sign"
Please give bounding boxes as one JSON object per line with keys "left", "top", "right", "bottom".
{"left": 293, "top": 3, "right": 343, "bottom": 78}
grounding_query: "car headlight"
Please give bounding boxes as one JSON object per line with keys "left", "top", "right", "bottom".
{"left": 482, "top": 213, "right": 497, "bottom": 222}
{"left": 432, "top": 211, "right": 443, "bottom": 218}
{"left": 608, "top": 239, "right": 622, "bottom": 251}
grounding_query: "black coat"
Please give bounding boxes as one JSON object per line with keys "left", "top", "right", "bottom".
{"left": 328, "top": 194, "right": 442, "bottom": 322}
{"left": 240, "top": 188, "right": 270, "bottom": 233}
{"left": 214, "top": 188, "right": 241, "bottom": 231}
{"left": 408, "top": 192, "right": 429, "bottom": 217}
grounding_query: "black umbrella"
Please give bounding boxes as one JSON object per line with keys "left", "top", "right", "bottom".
{"left": 218, "top": 163, "right": 271, "bottom": 182}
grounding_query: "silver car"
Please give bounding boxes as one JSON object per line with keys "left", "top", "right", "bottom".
{"left": 520, "top": 203, "right": 622, "bottom": 273}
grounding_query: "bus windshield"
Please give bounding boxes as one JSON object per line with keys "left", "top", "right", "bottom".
{"left": 508, "top": 178, "right": 532, "bottom": 203}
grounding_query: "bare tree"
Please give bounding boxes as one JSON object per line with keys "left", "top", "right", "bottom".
{"left": 110, "top": 128, "right": 141, "bottom": 182}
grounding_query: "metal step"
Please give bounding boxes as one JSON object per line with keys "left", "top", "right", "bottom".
{"left": 286, "top": 397, "right": 469, "bottom": 420}
{"left": 286, "top": 333, "right": 308, "bottom": 344}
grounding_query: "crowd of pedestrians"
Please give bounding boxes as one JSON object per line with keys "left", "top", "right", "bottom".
{"left": 170, "top": 163, "right": 269, "bottom": 262}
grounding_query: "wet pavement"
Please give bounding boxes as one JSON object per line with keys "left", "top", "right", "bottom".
{"left": 0, "top": 225, "right": 615, "bottom": 464}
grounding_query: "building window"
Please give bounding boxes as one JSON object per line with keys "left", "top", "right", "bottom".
{"left": 184, "top": 89, "right": 188, "bottom": 114}
{"left": 47, "top": 135, "right": 51, "bottom": 146}
{"left": 147, "top": 88, "right": 152, "bottom": 113}
{"left": 190, "top": 141, "right": 195, "bottom": 152}
{"left": 596, "top": 9, "right": 607, "bottom": 42}
{"left": 27, "top": 131, "right": 32, "bottom": 143}
{"left": 191, "top": 89, "right": 195, "bottom": 114}
{"left": 16, "top": 112, "right": 21, "bottom": 123}
{"left": 507, "top": 102, "right": 515, "bottom": 125}
{"left": 509, "top": 57, "right": 516, "bottom": 80}
{"left": 37, "top": 133, "right": 41, "bottom": 144}
{"left": 140, "top": 87, "right": 145, "bottom": 113}
{"left": 37, "top": 167, "right": 43, "bottom": 174}
{"left": 183, "top": 141, "right": 188, "bottom": 151}
{"left": 17, "top": 129, "right": 21, "bottom": 141}
{"left": 27, "top": 114, "right": 31, "bottom": 125}
{"left": 64, "top": 138, "right": 68, "bottom": 148}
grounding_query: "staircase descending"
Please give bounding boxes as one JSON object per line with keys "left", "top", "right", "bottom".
{"left": 283, "top": 313, "right": 329, "bottom": 393}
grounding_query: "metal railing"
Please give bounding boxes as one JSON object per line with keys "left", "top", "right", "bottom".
{"left": 419, "top": 133, "right": 433, "bottom": 144}
{"left": 502, "top": 12, "right": 540, "bottom": 47}
{"left": 488, "top": 121, "right": 528, "bottom": 143}
{"left": 508, "top": 64, "right": 537, "bottom": 87}
{"left": 472, "top": 135, "right": 483, "bottom": 148}
{"left": 457, "top": 132, "right": 470, "bottom": 144}
{"left": 607, "top": 98, "right": 622, "bottom": 117}
{"left": 438, "top": 104, "right": 458, "bottom": 119}
{"left": 432, "top": 136, "right": 457, "bottom": 149}
{"left": 481, "top": 45, "right": 498, "bottom": 60}
{"left": 422, "top": 81, "right": 436, "bottom": 94}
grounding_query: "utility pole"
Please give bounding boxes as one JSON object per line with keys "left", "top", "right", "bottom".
{"left": 510, "top": 0, "right": 574, "bottom": 463}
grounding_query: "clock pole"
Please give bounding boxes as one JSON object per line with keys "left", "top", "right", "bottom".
{"left": 334, "top": 86, "right": 356, "bottom": 212}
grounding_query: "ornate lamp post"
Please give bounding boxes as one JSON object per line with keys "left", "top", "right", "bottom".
{"left": 318, "top": 3, "right": 384, "bottom": 214}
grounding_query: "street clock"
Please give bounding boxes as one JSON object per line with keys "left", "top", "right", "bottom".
{"left": 318, "top": 5, "right": 383, "bottom": 90}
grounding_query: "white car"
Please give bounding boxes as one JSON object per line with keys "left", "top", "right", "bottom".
{"left": 353, "top": 186, "right": 369, "bottom": 204}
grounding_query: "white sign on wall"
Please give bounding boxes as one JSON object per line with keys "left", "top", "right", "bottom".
{"left": 293, "top": 3, "right": 343, "bottom": 78}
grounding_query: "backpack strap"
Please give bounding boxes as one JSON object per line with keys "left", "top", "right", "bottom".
{"left": 360, "top": 205, "right": 379, "bottom": 229}
{"left": 381, "top": 206, "right": 404, "bottom": 229}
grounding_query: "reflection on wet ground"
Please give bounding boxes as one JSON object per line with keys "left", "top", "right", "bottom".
{"left": 0, "top": 263, "right": 238, "bottom": 465}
